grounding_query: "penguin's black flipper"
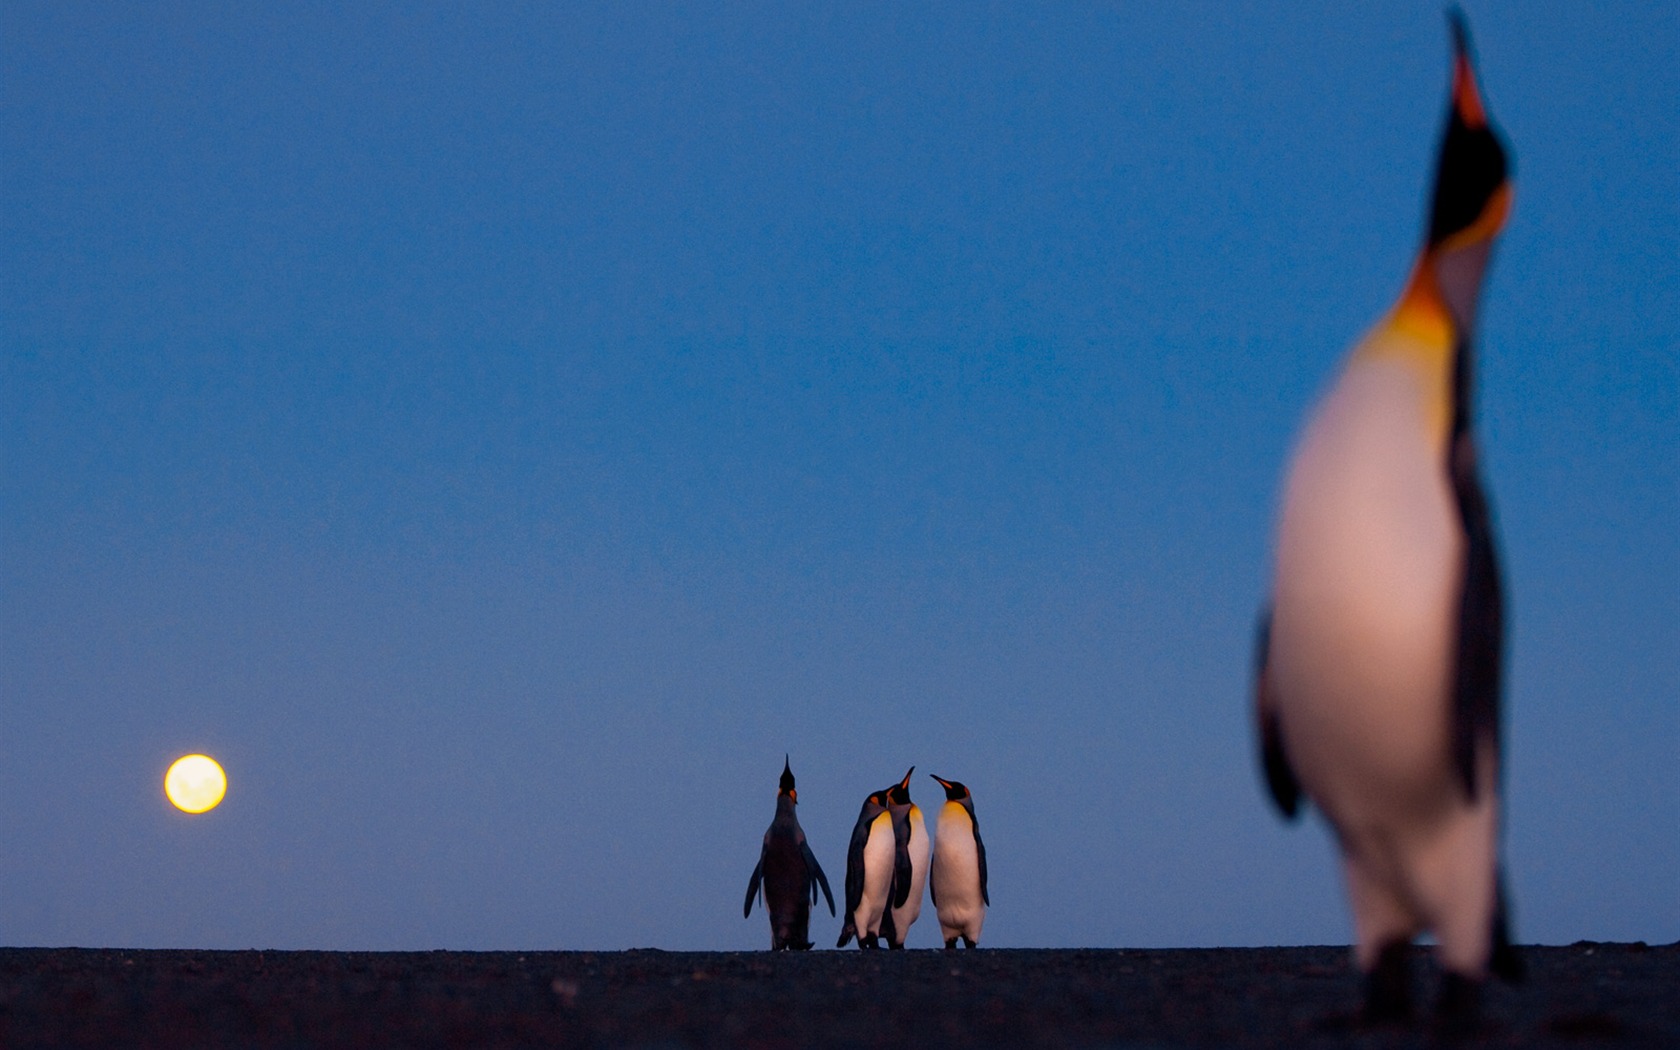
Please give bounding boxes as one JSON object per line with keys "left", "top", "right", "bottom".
{"left": 804, "top": 842, "right": 836, "bottom": 916}
{"left": 1260, "top": 707, "right": 1301, "bottom": 820}
{"left": 838, "top": 795, "right": 880, "bottom": 947}
{"left": 843, "top": 808, "right": 872, "bottom": 920}
{"left": 970, "top": 800, "right": 990, "bottom": 907}
{"left": 1254, "top": 607, "right": 1302, "bottom": 819}
{"left": 743, "top": 854, "right": 764, "bottom": 919}
{"left": 1449, "top": 431, "right": 1504, "bottom": 803}
{"left": 889, "top": 805, "right": 913, "bottom": 909}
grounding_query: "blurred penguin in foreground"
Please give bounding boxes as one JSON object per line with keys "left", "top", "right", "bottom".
{"left": 744, "top": 758, "right": 834, "bottom": 950}
{"left": 1254, "top": 10, "right": 1524, "bottom": 1027}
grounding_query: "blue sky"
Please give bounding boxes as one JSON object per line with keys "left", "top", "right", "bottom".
{"left": 3, "top": 2, "right": 1674, "bottom": 951}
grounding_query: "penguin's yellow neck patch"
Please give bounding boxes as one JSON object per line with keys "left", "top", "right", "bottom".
{"left": 1352, "top": 260, "right": 1457, "bottom": 450}
{"left": 1386, "top": 262, "right": 1454, "bottom": 348}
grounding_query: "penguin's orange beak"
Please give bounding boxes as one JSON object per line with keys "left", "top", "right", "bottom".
{"left": 1449, "top": 13, "right": 1487, "bottom": 130}
{"left": 899, "top": 766, "right": 915, "bottom": 789}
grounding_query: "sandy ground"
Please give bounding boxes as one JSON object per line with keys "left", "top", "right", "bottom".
{"left": 0, "top": 941, "right": 1674, "bottom": 1048}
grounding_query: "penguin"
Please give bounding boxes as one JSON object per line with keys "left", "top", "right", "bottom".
{"left": 836, "top": 787, "right": 895, "bottom": 948}
{"left": 882, "top": 767, "right": 929, "bottom": 950}
{"left": 928, "top": 774, "right": 988, "bottom": 949}
{"left": 1255, "top": 11, "right": 1523, "bottom": 1026}
{"left": 743, "top": 757, "right": 835, "bottom": 950}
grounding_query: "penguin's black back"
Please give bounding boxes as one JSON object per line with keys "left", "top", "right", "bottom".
{"left": 759, "top": 799, "right": 815, "bottom": 949}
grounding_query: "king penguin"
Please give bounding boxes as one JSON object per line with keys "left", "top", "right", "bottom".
{"left": 881, "top": 767, "right": 930, "bottom": 949}
{"left": 743, "top": 757, "right": 835, "bottom": 950}
{"left": 836, "top": 786, "right": 895, "bottom": 948}
{"left": 1255, "top": 11, "right": 1523, "bottom": 1025}
{"left": 928, "top": 774, "right": 988, "bottom": 949}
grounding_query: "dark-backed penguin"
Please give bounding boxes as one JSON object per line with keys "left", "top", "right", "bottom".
{"left": 928, "top": 774, "right": 988, "bottom": 949}
{"left": 836, "top": 787, "right": 895, "bottom": 948}
{"left": 1254, "top": 10, "right": 1523, "bottom": 1026}
{"left": 882, "top": 767, "right": 929, "bottom": 949}
{"left": 743, "top": 757, "right": 835, "bottom": 950}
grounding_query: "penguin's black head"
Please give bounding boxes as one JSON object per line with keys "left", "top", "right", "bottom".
{"left": 778, "top": 756, "right": 797, "bottom": 801}
{"left": 880, "top": 766, "right": 907, "bottom": 806}
{"left": 1426, "top": 9, "right": 1511, "bottom": 251}
{"left": 887, "top": 766, "right": 915, "bottom": 806}
{"left": 929, "top": 774, "right": 970, "bottom": 802}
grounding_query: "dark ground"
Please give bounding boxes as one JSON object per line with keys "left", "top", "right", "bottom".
{"left": 0, "top": 942, "right": 1674, "bottom": 1049}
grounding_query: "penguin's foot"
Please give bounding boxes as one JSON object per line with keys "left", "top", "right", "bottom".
{"left": 943, "top": 938, "right": 957, "bottom": 951}
{"left": 1434, "top": 972, "right": 1486, "bottom": 1038}
{"left": 793, "top": 941, "right": 815, "bottom": 951}
{"left": 1490, "top": 874, "right": 1524, "bottom": 984}
{"left": 888, "top": 940, "right": 904, "bottom": 951}
{"left": 962, "top": 936, "right": 977, "bottom": 949}
{"left": 1491, "top": 941, "right": 1525, "bottom": 984}
{"left": 861, "top": 934, "right": 879, "bottom": 950}
{"left": 1362, "top": 940, "right": 1415, "bottom": 1025}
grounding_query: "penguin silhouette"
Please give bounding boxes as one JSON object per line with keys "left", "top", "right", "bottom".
{"left": 744, "top": 757, "right": 834, "bottom": 950}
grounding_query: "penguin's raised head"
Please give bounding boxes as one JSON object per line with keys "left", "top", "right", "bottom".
{"left": 929, "top": 774, "right": 970, "bottom": 802}
{"left": 779, "top": 756, "right": 797, "bottom": 802}
{"left": 1427, "top": 10, "right": 1511, "bottom": 253}
{"left": 1413, "top": 9, "right": 1513, "bottom": 341}
{"left": 888, "top": 767, "right": 915, "bottom": 806}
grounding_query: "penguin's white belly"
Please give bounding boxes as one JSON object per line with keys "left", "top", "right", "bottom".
{"left": 1272, "top": 359, "right": 1464, "bottom": 828}
{"left": 932, "top": 807, "right": 984, "bottom": 939}
{"left": 858, "top": 816, "right": 894, "bottom": 935}
{"left": 890, "top": 809, "right": 930, "bottom": 933}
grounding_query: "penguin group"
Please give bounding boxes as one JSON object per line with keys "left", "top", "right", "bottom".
{"left": 745, "top": 762, "right": 988, "bottom": 951}
{"left": 746, "top": 9, "right": 1523, "bottom": 1030}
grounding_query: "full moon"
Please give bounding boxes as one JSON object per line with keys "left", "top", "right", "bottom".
{"left": 164, "top": 754, "right": 227, "bottom": 814}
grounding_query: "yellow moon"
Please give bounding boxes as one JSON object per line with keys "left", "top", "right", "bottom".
{"left": 165, "top": 754, "right": 227, "bottom": 814}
